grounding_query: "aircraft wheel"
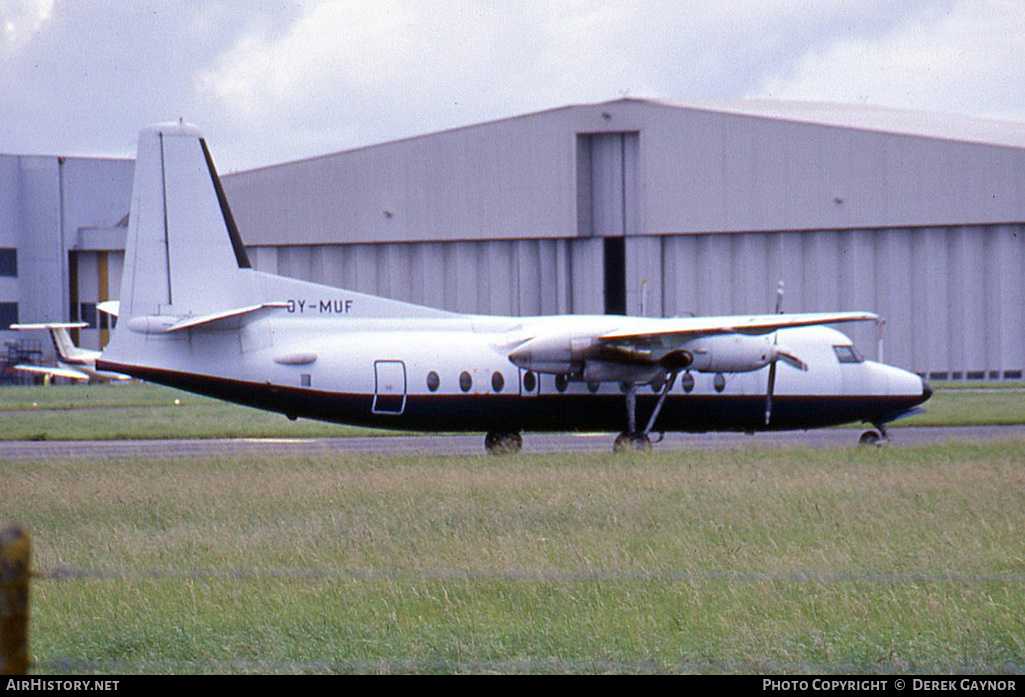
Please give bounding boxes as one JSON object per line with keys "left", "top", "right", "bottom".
{"left": 485, "top": 431, "right": 523, "bottom": 455}
{"left": 613, "top": 432, "right": 653, "bottom": 453}
{"left": 859, "top": 430, "right": 883, "bottom": 446}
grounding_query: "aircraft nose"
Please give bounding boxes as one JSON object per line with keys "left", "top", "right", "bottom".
{"left": 921, "top": 377, "right": 933, "bottom": 402}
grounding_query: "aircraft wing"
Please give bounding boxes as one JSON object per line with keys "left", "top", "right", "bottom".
{"left": 510, "top": 311, "right": 879, "bottom": 375}
{"left": 13, "top": 364, "right": 91, "bottom": 381}
{"left": 599, "top": 311, "right": 879, "bottom": 341}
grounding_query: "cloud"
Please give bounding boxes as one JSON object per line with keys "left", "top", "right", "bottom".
{"left": 0, "top": 0, "right": 54, "bottom": 56}
{"left": 0, "top": 1, "right": 299, "bottom": 159}
{"left": 197, "top": 0, "right": 961, "bottom": 167}
{"left": 753, "top": 0, "right": 1025, "bottom": 120}
{"left": 1, "top": 0, "right": 1021, "bottom": 170}
{"left": 196, "top": 1, "right": 553, "bottom": 163}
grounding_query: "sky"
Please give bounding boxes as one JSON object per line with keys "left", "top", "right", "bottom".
{"left": 2, "top": 0, "right": 1024, "bottom": 172}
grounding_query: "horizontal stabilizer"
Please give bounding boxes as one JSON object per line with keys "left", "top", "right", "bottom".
{"left": 97, "top": 300, "right": 120, "bottom": 318}
{"left": 14, "top": 364, "right": 90, "bottom": 381}
{"left": 126, "top": 302, "right": 289, "bottom": 334}
{"left": 10, "top": 323, "right": 88, "bottom": 331}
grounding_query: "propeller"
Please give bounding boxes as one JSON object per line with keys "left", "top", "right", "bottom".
{"left": 764, "top": 281, "right": 808, "bottom": 425}
{"left": 764, "top": 344, "right": 808, "bottom": 425}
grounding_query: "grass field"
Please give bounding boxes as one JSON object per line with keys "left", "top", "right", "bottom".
{"left": 2, "top": 382, "right": 1024, "bottom": 673}
{"left": 3, "top": 442, "right": 1024, "bottom": 674}
{"left": 1, "top": 381, "right": 1024, "bottom": 440}
{"left": 0, "top": 384, "right": 378, "bottom": 440}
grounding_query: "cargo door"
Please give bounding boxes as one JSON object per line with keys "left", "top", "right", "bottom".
{"left": 373, "top": 360, "right": 407, "bottom": 414}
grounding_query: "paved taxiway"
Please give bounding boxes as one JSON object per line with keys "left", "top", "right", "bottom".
{"left": 1, "top": 425, "right": 1022, "bottom": 461}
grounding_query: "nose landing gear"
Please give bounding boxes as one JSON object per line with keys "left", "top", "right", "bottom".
{"left": 859, "top": 422, "right": 890, "bottom": 446}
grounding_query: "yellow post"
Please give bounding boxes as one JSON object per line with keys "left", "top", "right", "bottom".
{"left": 0, "top": 526, "right": 30, "bottom": 675}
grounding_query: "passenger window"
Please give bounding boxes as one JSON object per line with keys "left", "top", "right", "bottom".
{"left": 459, "top": 371, "right": 472, "bottom": 393}
{"left": 833, "top": 345, "right": 864, "bottom": 364}
{"left": 427, "top": 371, "right": 440, "bottom": 392}
{"left": 492, "top": 371, "right": 504, "bottom": 393}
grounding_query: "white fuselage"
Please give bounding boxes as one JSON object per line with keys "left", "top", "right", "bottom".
{"left": 100, "top": 313, "right": 929, "bottom": 434}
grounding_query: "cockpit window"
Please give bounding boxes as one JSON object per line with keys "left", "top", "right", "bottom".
{"left": 833, "top": 344, "right": 864, "bottom": 364}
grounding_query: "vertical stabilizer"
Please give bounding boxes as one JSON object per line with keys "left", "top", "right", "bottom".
{"left": 118, "top": 123, "right": 251, "bottom": 320}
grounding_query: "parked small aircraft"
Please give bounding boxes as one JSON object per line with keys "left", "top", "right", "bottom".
{"left": 97, "top": 123, "right": 931, "bottom": 452}
{"left": 11, "top": 322, "right": 130, "bottom": 383}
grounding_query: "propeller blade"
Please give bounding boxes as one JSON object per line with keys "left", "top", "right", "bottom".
{"left": 764, "top": 359, "right": 777, "bottom": 425}
{"left": 775, "top": 349, "right": 808, "bottom": 372}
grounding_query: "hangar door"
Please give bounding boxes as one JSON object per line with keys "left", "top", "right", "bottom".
{"left": 577, "top": 132, "right": 639, "bottom": 315}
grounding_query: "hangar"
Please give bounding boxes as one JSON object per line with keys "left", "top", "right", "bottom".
{"left": 2, "top": 98, "right": 1024, "bottom": 381}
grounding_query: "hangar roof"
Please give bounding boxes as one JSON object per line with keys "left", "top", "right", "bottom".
{"left": 221, "top": 98, "right": 1025, "bottom": 246}
{"left": 243, "top": 97, "right": 1025, "bottom": 172}
{"left": 647, "top": 98, "right": 1025, "bottom": 149}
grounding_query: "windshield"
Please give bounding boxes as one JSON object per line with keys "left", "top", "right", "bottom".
{"left": 833, "top": 344, "right": 864, "bottom": 364}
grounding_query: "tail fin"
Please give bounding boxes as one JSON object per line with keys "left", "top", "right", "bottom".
{"left": 107, "top": 121, "right": 454, "bottom": 360}
{"left": 118, "top": 122, "right": 251, "bottom": 320}
{"left": 10, "top": 323, "right": 88, "bottom": 362}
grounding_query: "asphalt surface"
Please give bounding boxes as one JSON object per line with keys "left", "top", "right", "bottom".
{"left": 1, "top": 425, "right": 1023, "bottom": 461}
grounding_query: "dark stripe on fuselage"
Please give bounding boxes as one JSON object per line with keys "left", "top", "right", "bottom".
{"left": 97, "top": 360, "right": 927, "bottom": 433}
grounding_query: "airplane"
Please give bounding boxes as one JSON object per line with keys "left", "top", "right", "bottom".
{"left": 96, "top": 122, "right": 931, "bottom": 453}
{"left": 10, "top": 321, "right": 131, "bottom": 383}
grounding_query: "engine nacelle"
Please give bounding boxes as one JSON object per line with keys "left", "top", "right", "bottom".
{"left": 582, "top": 360, "right": 663, "bottom": 385}
{"left": 508, "top": 335, "right": 595, "bottom": 374}
{"left": 684, "top": 335, "right": 776, "bottom": 373}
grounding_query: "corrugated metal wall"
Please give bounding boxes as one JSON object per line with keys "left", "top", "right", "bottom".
{"left": 251, "top": 220, "right": 1025, "bottom": 378}
{"left": 253, "top": 238, "right": 595, "bottom": 316}
{"left": 656, "top": 225, "right": 1025, "bottom": 377}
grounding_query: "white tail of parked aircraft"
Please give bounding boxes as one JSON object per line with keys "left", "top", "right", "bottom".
{"left": 11, "top": 322, "right": 130, "bottom": 383}
{"left": 98, "top": 123, "right": 930, "bottom": 452}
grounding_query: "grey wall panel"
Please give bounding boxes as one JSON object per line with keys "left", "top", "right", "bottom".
{"left": 589, "top": 133, "right": 625, "bottom": 236}
{"left": 554, "top": 240, "right": 573, "bottom": 315}
{"left": 16, "top": 157, "right": 63, "bottom": 325}
{"left": 946, "top": 227, "right": 983, "bottom": 375}
{"left": 0, "top": 158, "right": 20, "bottom": 247}
{"left": 876, "top": 229, "right": 914, "bottom": 369}
{"left": 276, "top": 245, "right": 311, "bottom": 281}
{"left": 570, "top": 237, "right": 603, "bottom": 314}
{"left": 624, "top": 236, "right": 663, "bottom": 317}
{"left": 985, "top": 226, "right": 1025, "bottom": 376}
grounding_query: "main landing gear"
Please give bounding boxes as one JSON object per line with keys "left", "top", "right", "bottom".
{"left": 614, "top": 371, "right": 678, "bottom": 453}
{"left": 485, "top": 430, "right": 523, "bottom": 455}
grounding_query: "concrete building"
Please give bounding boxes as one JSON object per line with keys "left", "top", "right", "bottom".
{"left": 0, "top": 153, "right": 132, "bottom": 380}
{"left": 3, "top": 98, "right": 1024, "bottom": 380}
